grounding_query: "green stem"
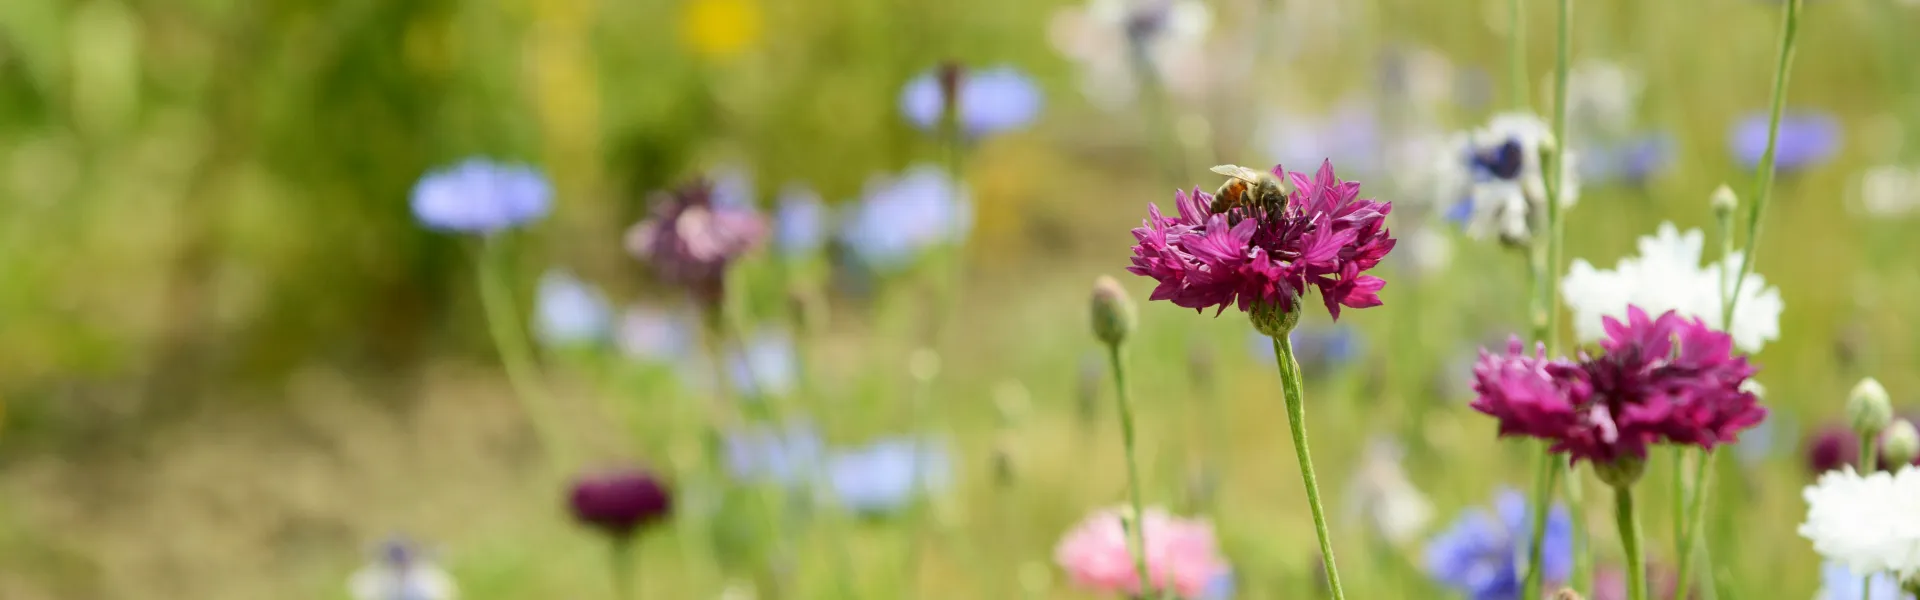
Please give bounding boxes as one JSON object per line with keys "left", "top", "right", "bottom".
{"left": 1105, "top": 343, "right": 1156, "bottom": 598}
{"left": 1669, "top": 448, "right": 1687, "bottom": 573}
{"left": 1861, "top": 434, "right": 1878, "bottom": 600}
{"left": 1672, "top": 449, "right": 1719, "bottom": 597}
{"left": 475, "top": 236, "right": 566, "bottom": 466}
{"left": 900, "top": 355, "right": 938, "bottom": 598}
{"left": 1616, "top": 484, "right": 1649, "bottom": 600}
{"left": 1723, "top": 0, "right": 1805, "bottom": 322}
{"left": 1522, "top": 448, "right": 1561, "bottom": 599}
{"left": 1270, "top": 335, "right": 1347, "bottom": 600}
{"left": 611, "top": 537, "right": 635, "bottom": 600}
{"left": 1566, "top": 469, "right": 1591, "bottom": 592}
{"left": 1508, "top": 0, "right": 1528, "bottom": 110}
{"left": 1542, "top": 0, "right": 1570, "bottom": 354}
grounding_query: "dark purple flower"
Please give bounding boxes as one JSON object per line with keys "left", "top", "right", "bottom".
{"left": 569, "top": 467, "right": 673, "bottom": 538}
{"left": 625, "top": 179, "right": 768, "bottom": 306}
{"left": 1127, "top": 161, "right": 1396, "bottom": 326}
{"left": 1470, "top": 306, "right": 1767, "bottom": 468}
{"left": 1730, "top": 111, "right": 1840, "bottom": 172}
{"left": 1806, "top": 425, "right": 1860, "bottom": 475}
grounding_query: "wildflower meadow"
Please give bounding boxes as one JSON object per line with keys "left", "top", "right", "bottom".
{"left": 6, "top": 0, "right": 1920, "bottom": 599}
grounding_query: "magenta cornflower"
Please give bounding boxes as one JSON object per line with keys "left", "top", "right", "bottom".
{"left": 1127, "top": 160, "right": 1395, "bottom": 331}
{"left": 1471, "top": 305, "right": 1767, "bottom": 469}
{"left": 625, "top": 179, "right": 768, "bottom": 306}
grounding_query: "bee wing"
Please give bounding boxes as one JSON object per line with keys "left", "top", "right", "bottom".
{"left": 1209, "top": 164, "right": 1263, "bottom": 183}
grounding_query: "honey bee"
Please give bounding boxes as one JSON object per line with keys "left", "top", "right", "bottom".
{"left": 1208, "top": 164, "right": 1293, "bottom": 216}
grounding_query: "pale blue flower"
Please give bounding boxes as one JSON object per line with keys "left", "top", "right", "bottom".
{"left": 1730, "top": 111, "right": 1840, "bottom": 172}
{"left": 826, "top": 436, "right": 951, "bottom": 515}
{"left": 534, "top": 269, "right": 612, "bottom": 347}
{"left": 1262, "top": 101, "right": 1382, "bottom": 176}
{"left": 1818, "top": 560, "right": 1911, "bottom": 600}
{"left": 728, "top": 330, "right": 798, "bottom": 398}
{"left": 724, "top": 422, "right": 825, "bottom": 487}
{"left": 900, "top": 65, "right": 1043, "bottom": 137}
{"left": 774, "top": 185, "right": 829, "bottom": 256}
{"left": 838, "top": 165, "right": 972, "bottom": 272}
{"left": 1580, "top": 132, "right": 1675, "bottom": 185}
{"left": 615, "top": 306, "right": 700, "bottom": 364}
{"left": 710, "top": 165, "right": 755, "bottom": 209}
{"left": 1424, "top": 488, "right": 1573, "bottom": 600}
{"left": 410, "top": 159, "right": 551, "bottom": 233}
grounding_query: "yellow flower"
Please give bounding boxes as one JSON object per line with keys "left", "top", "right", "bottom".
{"left": 681, "top": 0, "right": 762, "bottom": 60}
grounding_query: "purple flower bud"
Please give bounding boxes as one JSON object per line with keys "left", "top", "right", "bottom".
{"left": 1806, "top": 425, "right": 1859, "bottom": 476}
{"left": 569, "top": 467, "right": 673, "bottom": 538}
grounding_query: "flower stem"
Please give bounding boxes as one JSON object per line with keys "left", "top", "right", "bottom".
{"left": 1723, "top": 0, "right": 1805, "bottom": 321}
{"left": 1672, "top": 449, "right": 1719, "bottom": 598}
{"left": 610, "top": 537, "right": 636, "bottom": 600}
{"left": 1522, "top": 448, "right": 1561, "bottom": 599}
{"left": 1615, "top": 484, "right": 1649, "bottom": 600}
{"left": 475, "top": 236, "right": 566, "bottom": 466}
{"left": 1566, "top": 468, "right": 1591, "bottom": 592}
{"left": 1542, "top": 0, "right": 1571, "bottom": 352}
{"left": 1105, "top": 342, "right": 1156, "bottom": 598}
{"left": 1270, "top": 335, "right": 1346, "bottom": 600}
{"left": 1859, "top": 434, "right": 1878, "bottom": 600}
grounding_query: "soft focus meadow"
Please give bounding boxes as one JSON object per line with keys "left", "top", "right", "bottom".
{"left": 8, "top": 0, "right": 1920, "bottom": 599}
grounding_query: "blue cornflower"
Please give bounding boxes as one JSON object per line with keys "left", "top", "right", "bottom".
{"left": 728, "top": 330, "right": 798, "bottom": 399}
{"left": 410, "top": 159, "right": 551, "bottom": 233}
{"left": 1581, "top": 133, "right": 1675, "bottom": 186}
{"left": 723, "top": 422, "right": 826, "bottom": 487}
{"left": 825, "top": 436, "right": 951, "bottom": 515}
{"left": 533, "top": 269, "right": 612, "bottom": 347}
{"left": 838, "top": 165, "right": 972, "bottom": 272}
{"left": 1201, "top": 570, "right": 1236, "bottom": 600}
{"left": 710, "top": 165, "right": 755, "bottom": 209}
{"left": 1261, "top": 101, "right": 1383, "bottom": 176}
{"left": 1818, "top": 560, "right": 1911, "bottom": 600}
{"left": 774, "top": 184, "right": 829, "bottom": 257}
{"left": 615, "top": 306, "right": 700, "bottom": 365}
{"left": 1424, "top": 488, "right": 1573, "bottom": 600}
{"left": 900, "top": 65, "right": 1043, "bottom": 137}
{"left": 1249, "top": 324, "right": 1362, "bottom": 374}
{"left": 1730, "top": 111, "right": 1840, "bottom": 172}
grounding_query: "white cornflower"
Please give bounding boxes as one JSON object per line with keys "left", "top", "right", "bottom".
{"left": 1853, "top": 164, "right": 1920, "bottom": 217}
{"left": 1049, "top": 0, "right": 1212, "bottom": 112}
{"left": 1800, "top": 467, "right": 1920, "bottom": 584}
{"left": 1561, "top": 222, "right": 1783, "bottom": 353}
{"left": 1345, "top": 437, "right": 1433, "bottom": 545}
{"left": 349, "top": 538, "right": 458, "bottom": 600}
{"left": 1459, "top": 113, "right": 1580, "bottom": 245}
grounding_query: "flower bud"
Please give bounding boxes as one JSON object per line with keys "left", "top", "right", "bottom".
{"left": 1090, "top": 276, "right": 1137, "bottom": 346}
{"left": 1594, "top": 454, "right": 1647, "bottom": 489}
{"left": 1248, "top": 298, "right": 1302, "bottom": 338}
{"left": 1710, "top": 184, "right": 1738, "bottom": 218}
{"left": 1848, "top": 377, "right": 1894, "bottom": 437}
{"left": 1884, "top": 419, "right": 1920, "bottom": 468}
{"left": 569, "top": 467, "right": 673, "bottom": 539}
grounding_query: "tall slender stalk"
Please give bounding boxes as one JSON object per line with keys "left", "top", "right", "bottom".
{"left": 1615, "top": 485, "right": 1649, "bottom": 600}
{"left": 1521, "top": 450, "right": 1561, "bottom": 599}
{"left": 1105, "top": 343, "right": 1156, "bottom": 598}
{"left": 475, "top": 236, "right": 566, "bottom": 466}
{"left": 610, "top": 538, "right": 636, "bottom": 600}
{"left": 1271, "top": 335, "right": 1346, "bottom": 600}
{"left": 1524, "top": 0, "right": 1575, "bottom": 595}
{"left": 1678, "top": 0, "right": 1806, "bottom": 595}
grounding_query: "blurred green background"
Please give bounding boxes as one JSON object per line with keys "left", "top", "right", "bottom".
{"left": 1, "top": 0, "right": 1917, "bottom": 598}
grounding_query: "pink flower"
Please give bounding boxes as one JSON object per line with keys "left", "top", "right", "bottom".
{"left": 1470, "top": 305, "right": 1766, "bottom": 467}
{"left": 1054, "top": 506, "right": 1230, "bottom": 598}
{"left": 625, "top": 179, "right": 767, "bottom": 306}
{"left": 1127, "top": 160, "right": 1395, "bottom": 323}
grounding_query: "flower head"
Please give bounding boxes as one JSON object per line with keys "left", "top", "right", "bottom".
{"left": 1470, "top": 306, "right": 1766, "bottom": 467}
{"left": 900, "top": 65, "right": 1042, "bottom": 137}
{"left": 838, "top": 165, "right": 972, "bottom": 272}
{"left": 1127, "top": 160, "right": 1396, "bottom": 328}
{"left": 1458, "top": 114, "right": 1579, "bottom": 246}
{"left": 825, "top": 437, "right": 951, "bottom": 515}
{"left": 773, "top": 185, "right": 829, "bottom": 256}
{"left": 534, "top": 270, "right": 612, "bottom": 347}
{"left": 724, "top": 422, "right": 826, "bottom": 487}
{"left": 615, "top": 306, "right": 700, "bottom": 365}
{"left": 1562, "top": 222, "right": 1784, "bottom": 353}
{"left": 1053, "top": 506, "right": 1231, "bottom": 598}
{"left": 625, "top": 179, "right": 768, "bottom": 305}
{"left": 1731, "top": 111, "right": 1840, "bottom": 172}
{"left": 410, "top": 159, "right": 551, "bottom": 233}
{"left": 728, "top": 329, "right": 798, "bottom": 399}
{"left": 1050, "top": 0, "right": 1213, "bottom": 112}
{"left": 1424, "top": 488, "right": 1573, "bottom": 600}
{"left": 1345, "top": 437, "right": 1434, "bottom": 545}
{"left": 1561, "top": 60, "right": 1645, "bottom": 138}
{"left": 1808, "top": 424, "right": 1863, "bottom": 476}
{"left": 348, "top": 536, "right": 458, "bottom": 600}
{"left": 568, "top": 467, "right": 673, "bottom": 538}
{"left": 1800, "top": 467, "right": 1920, "bottom": 581}
{"left": 1581, "top": 133, "right": 1674, "bottom": 186}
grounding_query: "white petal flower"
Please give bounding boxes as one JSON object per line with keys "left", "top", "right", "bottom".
{"left": 1853, "top": 165, "right": 1920, "bottom": 217}
{"left": 1049, "top": 0, "right": 1212, "bottom": 112}
{"left": 1561, "top": 222, "right": 1783, "bottom": 353}
{"left": 1559, "top": 60, "right": 1644, "bottom": 137}
{"left": 1800, "top": 468, "right": 1920, "bottom": 582}
{"left": 349, "top": 550, "right": 458, "bottom": 600}
{"left": 1459, "top": 113, "right": 1579, "bottom": 245}
{"left": 1345, "top": 438, "right": 1433, "bottom": 545}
